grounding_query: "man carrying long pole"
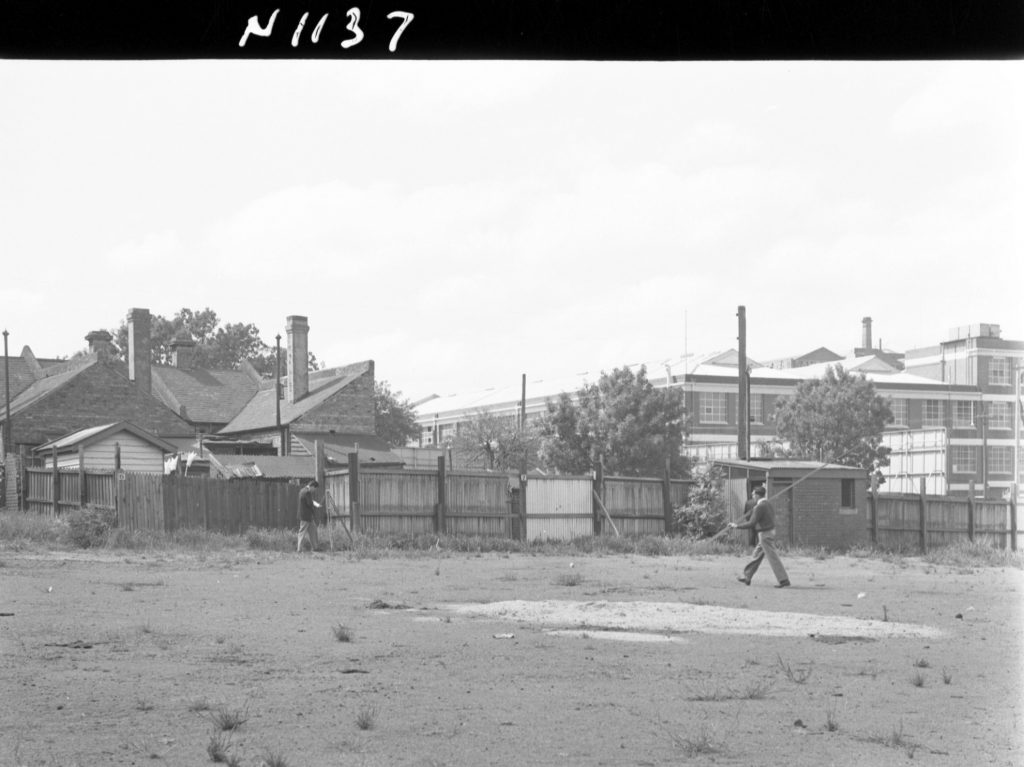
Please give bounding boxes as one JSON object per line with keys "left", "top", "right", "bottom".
{"left": 730, "top": 485, "right": 790, "bottom": 588}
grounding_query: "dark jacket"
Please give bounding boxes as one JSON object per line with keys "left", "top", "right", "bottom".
{"left": 735, "top": 499, "right": 776, "bottom": 533}
{"left": 297, "top": 485, "right": 318, "bottom": 523}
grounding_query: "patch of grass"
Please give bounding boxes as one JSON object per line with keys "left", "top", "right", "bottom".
{"left": 825, "top": 699, "right": 840, "bottom": 732}
{"left": 669, "top": 724, "right": 722, "bottom": 757}
{"left": 688, "top": 677, "right": 774, "bottom": 702}
{"left": 210, "top": 703, "right": 249, "bottom": 732}
{"left": 245, "top": 526, "right": 293, "bottom": 551}
{"left": 332, "top": 624, "right": 352, "bottom": 642}
{"left": 862, "top": 721, "right": 917, "bottom": 757}
{"left": 135, "top": 697, "right": 155, "bottom": 711}
{"left": 206, "top": 734, "right": 243, "bottom": 765}
{"left": 64, "top": 506, "right": 117, "bottom": 548}
{"left": 189, "top": 698, "right": 213, "bottom": 712}
{"left": 260, "top": 750, "right": 290, "bottom": 767}
{"left": 910, "top": 670, "right": 926, "bottom": 687}
{"left": 355, "top": 705, "right": 378, "bottom": 731}
{"left": 942, "top": 667, "right": 953, "bottom": 685}
{"left": 913, "top": 658, "right": 930, "bottom": 668}
{"left": 776, "top": 655, "right": 813, "bottom": 684}
{"left": 924, "top": 540, "right": 1024, "bottom": 569}
{"left": 553, "top": 572, "right": 584, "bottom": 587}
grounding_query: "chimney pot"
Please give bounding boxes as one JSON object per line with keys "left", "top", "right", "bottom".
{"left": 85, "top": 330, "right": 113, "bottom": 360}
{"left": 170, "top": 334, "right": 196, "bottom": 370}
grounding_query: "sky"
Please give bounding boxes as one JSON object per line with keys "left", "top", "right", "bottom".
{"left": 1, "top": 60, "right": 1021, "bottom": 403}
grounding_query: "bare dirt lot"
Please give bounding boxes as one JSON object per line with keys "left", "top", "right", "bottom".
{"left": 1, "top": 548, "right": 1021, "bottom": 766}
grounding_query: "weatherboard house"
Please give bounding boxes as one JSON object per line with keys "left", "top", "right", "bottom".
{"left": 33, "top": 421, "right": 178, "bottom": 474}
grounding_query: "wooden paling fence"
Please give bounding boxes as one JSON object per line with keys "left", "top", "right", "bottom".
{"left": 19, "top": 462, "right": 1019, "bottom": 550}
{"left": 871, "top": 479, "right": 1019, "bottom": 552}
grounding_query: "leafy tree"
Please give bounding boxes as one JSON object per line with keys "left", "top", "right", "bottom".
{"left": 450, "top": 409, "right": 541, "bottom": 471}
{"left": 537, "top": 365, "right": 690, "bottom": 478}
{"left": 374, "top": 382, "right": 420, "bottom": 449}
{"left": 110, "top": 307, "right": 319, "bottom": 374}
{"left": 773, "top": 364, "right": 892, "bottom": 478}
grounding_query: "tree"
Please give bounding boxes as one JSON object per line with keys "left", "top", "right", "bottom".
{"left": 374, "top": 382, "right": 420, "bottom": 449}
{"left": 110, "top": 307, "right": 319, "bottom": 374}
{"left": 773, "top": 364, "right": 893, "bottom": 478}
{"left": 450, "top": 409, "right": 541, "bottom": 471}
{"left": 537, "top": 365, "right": 690, "bottom": 478}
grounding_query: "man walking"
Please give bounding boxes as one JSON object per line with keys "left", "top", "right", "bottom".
{"left": 729, "top": 486, "right": 790, "bottom": 588}
{"left": 297, "top": 479, "right": 322, "bottom": 553}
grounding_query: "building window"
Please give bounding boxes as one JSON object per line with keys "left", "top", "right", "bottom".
{"left": 988, "top": 446, "right": 1013, "bottom": 474}
{"left": 700, "top": 392, "right": 728, "bottom": 424}
{"left": 987, "top": 401, "right": 1011, "bottom": 430}
{"left": 951, "top": 445, "right": 976, "bottom": 474}
{"left": 889, "top": 398, "right": 908, "bottom": 427}
{"left": 953, "top": 400, "right": 974, "bottom": 428}
{"left": 922, "top": 400, "right": 944, "bottom": 428}
{"left": 989, "top": 357, "right": 1010, "bottom": 386}
{"left": 840, "top": 479, "right": 855, "bottom": 508}
{"left": 422, "top": 426, "right": 435, "bottom": 446}
{"left": 750, "top": 394, "right": 763, "bottom": 424}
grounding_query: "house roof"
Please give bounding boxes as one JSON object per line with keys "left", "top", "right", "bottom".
{"left": 208, "top": 453, "right": 318, "bottom": 479}
{"left": 293, "top": 431, "right": 403, "bottom": 466}
{"left": 7, "top": 356, "right": 100, "bottom": 415}
{"left": 33, "top": 421, "right": 179, "bottom": 455}
{"left": 152, "top": 365, "right": 260, "bottom": 425}
{"left": 712, "top": 458, "right": 864, "bottom": 474}
{"left": 219, "top": 361, "right": 372, "bottom": 434}
{"left": 0, "top": 351, "right": 67, "bottom": 401}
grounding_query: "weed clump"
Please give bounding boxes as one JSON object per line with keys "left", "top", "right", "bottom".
{"left": 63, "top": 506, "right": 117, "bottom": 548}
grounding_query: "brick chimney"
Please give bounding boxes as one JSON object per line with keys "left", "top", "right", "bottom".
{"left": 127, "top": 307, "right": 152, "bottom": 393}
{"left": 170, "top": 335, "right": 196, "bottom": 370}
{"left": 861, "top": 317, "right": 873, "bottom": 350}
{"left": 85, "top": 330, "right": 113, "bottom": 361}
{"left": 286, "top": 315, "right": 309, "bottom": 404}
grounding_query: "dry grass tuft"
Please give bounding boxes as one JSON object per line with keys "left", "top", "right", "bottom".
{"left": 355, "top": 705, "right": 378, "bottom": 731}
{"left": 776, "top": 655, "right": 814, "bottom": 684}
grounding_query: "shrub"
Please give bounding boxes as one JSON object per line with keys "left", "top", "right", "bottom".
{"left": 673, "top": 466, "right": 727, "bottom": 538}
{"left": 245, "top": 526, "right": 293, "bottom": 551}
{"left": 63, "top": 506, "right": 117, "bottom": 548}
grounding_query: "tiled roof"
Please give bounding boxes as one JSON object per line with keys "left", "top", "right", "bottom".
{"left": 7, "top": 357, "right": 99, "bottom": 415}
{"left": 219, "top": 361, "right": 371, "bottom": 434}
{"left": 152, "top": 365, "right": 260, "bottom": 425}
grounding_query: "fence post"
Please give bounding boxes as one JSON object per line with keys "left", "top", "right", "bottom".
{"left": 1009, "top": 482, "right": 1018, "bottom": 553}
{"left": 519, "top": 472, "right": 528, "bottom": 542}
{"left": 348, "top": 452, "right": 360, "bottom": 533}
{"left": 868, "top": 473, "right": 878, "bottom": 545}
{"left": 592, "top": 456, "right": 604, "bottom": 535}
{"left": 918, "top": 476, "right": 928, "bottom": 554}
{"left": 78, "top": 445, "right": 87, "bottom": 508}
{"left": 967, "top": 480, "right": 976, "bottom": 542}
{"left": 436, "top": 455, "right": 447, "bottom": 535}
{"left": 51, "top": 446, "right": 60, "bottom": 516}
{"left": 114, "top": 442, "right": 121, "bottom": 521}
{"left": 662, "top": 462, "right": 673, "bottom": 535}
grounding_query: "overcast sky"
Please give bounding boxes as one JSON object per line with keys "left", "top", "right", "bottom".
{"left": 1, "top": 60, "right": 1020, "bottom": 402}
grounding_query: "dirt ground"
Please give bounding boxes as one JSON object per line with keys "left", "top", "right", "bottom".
{"left": 1, "top": 546, "right": 1021, "bottom": 767}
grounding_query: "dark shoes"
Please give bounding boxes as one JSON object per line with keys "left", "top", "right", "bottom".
{"left": 775, "top": 580, "right": 791, "bottom": 588}
{"left": 737, "top": 576, "right": 750, "bottom": 585}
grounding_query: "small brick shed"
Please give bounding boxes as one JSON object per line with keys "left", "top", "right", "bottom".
{"left": 713, "top": 458, "right": 869, "bottom": 549}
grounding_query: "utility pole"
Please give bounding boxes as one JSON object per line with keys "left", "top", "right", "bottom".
{"left": 737, "top": 306, "right": 749, "bottom": 460}
{"left": 3, "top": 329, "right": 10, "bottom": 458}
{"left": 275, "top": 333, "right": 284, "bottom": 456}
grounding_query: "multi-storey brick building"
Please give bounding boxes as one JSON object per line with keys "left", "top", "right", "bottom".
{"left": 412, "top": 321, "right": 1022, "bottom": 500}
